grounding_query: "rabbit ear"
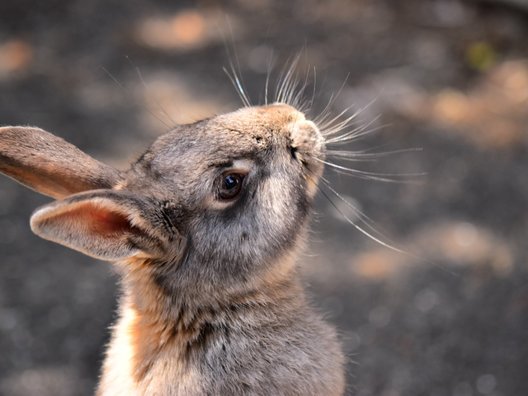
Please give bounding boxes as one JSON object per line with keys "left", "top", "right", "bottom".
{"left": 0, "top": 126, "right": 121, "bottom": 199}
{"left": 30, "top": 190, "right": 173, "bottom": 261}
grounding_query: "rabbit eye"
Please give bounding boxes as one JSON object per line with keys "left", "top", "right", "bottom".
{"left": 218, "top": 173, "right": 245, "bottom": 200}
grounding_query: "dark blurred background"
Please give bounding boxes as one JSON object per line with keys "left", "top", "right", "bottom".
{"left": 0, "top": 1, "right": 527, "bottom": 395}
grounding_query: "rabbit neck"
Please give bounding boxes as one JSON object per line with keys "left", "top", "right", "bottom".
{"left": 98, "top": 255, "right": 306, "bottom": 394}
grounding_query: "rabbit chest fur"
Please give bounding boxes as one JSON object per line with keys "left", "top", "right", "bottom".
{"left": 0, "top": 104, "right": 345, "bottom": 395}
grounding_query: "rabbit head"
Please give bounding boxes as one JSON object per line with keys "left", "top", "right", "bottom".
{"left": 0, "top": 103, "right": 325, "bottom": 298}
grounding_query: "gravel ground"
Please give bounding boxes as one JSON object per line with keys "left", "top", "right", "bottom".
{"left": 0, "top": 1, "right": 527, "bottom": 395}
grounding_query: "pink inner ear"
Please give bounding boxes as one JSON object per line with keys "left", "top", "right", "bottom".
{"left": 65, "top": 202, "right": 134, "bottom": 236}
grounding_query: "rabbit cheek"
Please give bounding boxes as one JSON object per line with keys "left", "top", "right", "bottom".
{"left": 253, "top": 179, "right": 310, "bottom": 258}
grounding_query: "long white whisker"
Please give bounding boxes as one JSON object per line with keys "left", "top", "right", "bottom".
{"left": 318, "top": 177, "right": 455, "bottom": 275}
{"left": 223, "top": 67, "right": 251, "bottom": 107}
{"left": 315, "top": 158, "right": 425, "bottom": 183}
{"left": 221, "top": 19, "right": 252, "bottom": 108}
{"left": 317, "top": 178, "right": 408, "bottom": 254}
{"left": 264, "top": 50, "right": 275, "bottom": 106}
{"left": 325, "top": 117, "right": 384, "bottom": 144}
{"left": 320, "top": 176, "right": 388, "bottom": 233}
{"left": 313, "top": 90, "right": 335, "bottom": 125}
{"left": 306, "top": 66, "right": 317, "bottom": 114}
{"left": 226, "top": 50, "right": 251, "bottom": 107}
{"left": 313, "top": 73, "right": 350, "bottom": 125}
{"left": 290, "top": 65, "right": 310, "bottom": 109}
{"left": 101, "top": 66, "right": 171, "bottom": 130}
{"left": 285, "top": 55, "right": 302, "bottom": 105}
{"left": 327, "top": 147, "right": 423, "bottom": 161}
{"left": 321, "top": 99, "right": 377, "bottom": 136}
{"left": 318, "top": 104, "right": 356, "bottom": 132}
{"left": 129, "top": 59, "right": 178, "bottom": 128}
{"left": 275, "top": 56, "right": 292, "bottom": 103}
{"left": 277, "top": 53, "right": 301, "bottom": 104}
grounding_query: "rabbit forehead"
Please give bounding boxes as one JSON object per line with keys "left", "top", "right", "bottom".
{"left": 147, "top": 104, "right": 304, "bottom": 169}
{"left": 218, "top": 103, "right": 305, "bottom": 133}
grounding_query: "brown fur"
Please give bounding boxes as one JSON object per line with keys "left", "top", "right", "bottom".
{"left": 0, "top": 104, "right": 345, "bottom": 395}
{"left": 123, "top": 248, "right": 303, "bottom": 384}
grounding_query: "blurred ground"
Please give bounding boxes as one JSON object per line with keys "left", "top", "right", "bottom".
{"left": 0, "top": 1, "right": 527, "bottom": 395}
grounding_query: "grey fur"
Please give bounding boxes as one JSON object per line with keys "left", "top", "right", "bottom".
{"left": 0, "top": 104, "right": 345, "bottom": 395}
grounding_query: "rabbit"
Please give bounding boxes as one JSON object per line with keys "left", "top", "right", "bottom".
{"left": 0, "top": 103, "right": 345, "bottom": 395}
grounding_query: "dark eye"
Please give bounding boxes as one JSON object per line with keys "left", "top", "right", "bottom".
{"left": 218, "top": 173, "right": 245, "bottom": 200}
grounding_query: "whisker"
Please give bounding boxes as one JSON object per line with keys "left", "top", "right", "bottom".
{"left": 283, "top": 54, "right": 302, "bottom": 105}
{"left": 306, "top": 66, "right": 317, "bottom": 114}
{"left": 327, "top": 147, "right": 423, "bottom": 162}
{"left": 322, "top": 105, "right": 378, "bottom": 136}
{"left": 274, "top": 55, "right": 292, "bottom": 103}
{"left": 284, "top": 66, "right": 299, "bottom": 106}
{"left": 126, "top": 56, "right": 178, "bottom": 128}
{"left": 320, "top": 98, "right": 377, "bottom": 136}
{"left": 315, "top": 158, "right": 425, "bottom": 183}
{"left": 290, "top": 73, "right": 452, "bottom": 274}
{"left": 319, "top": 176, "right": 390, "bottom": 234}
{"left": 325, "top": 118, "right": 385, "bottom": 145}
{"left": 264, "top": 49, "right": 275, "bottom": 106}
{"left": 313, "top": 73, "right": 350, "bottom": 125}
{"left": 101, "top": 66, "right": 171, "bottom": 130}
{"left": 276, "top": 53, "right": 302, "bottom": 104}
{"left": 290, "top": 64, "right": 311, "bottom": 111}
{"left": 318, "top": 104, "right": 357, "bottom": 134}
{"left": 317, "top": 176, "right": 457, "bottom": 276}
{"left": 223, "top": 67, "right": 251, "bottom": 107}
{"left": 313, "top": 89, "right": 335, "bottom": 125}
{"left": 314, "top": 176, "right": 408, "bottom": 255}
{"left": 221, "top": 19, "right": 252, "bottom": 107}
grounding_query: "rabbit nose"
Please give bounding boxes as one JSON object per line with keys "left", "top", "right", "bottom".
{"left": 291, "top": 119, "right": 324, "bottom": 155}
